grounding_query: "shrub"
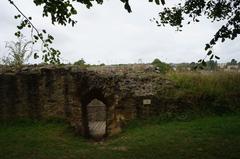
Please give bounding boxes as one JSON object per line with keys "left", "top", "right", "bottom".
{"left": 1, "top": 35, "right": 33, "bottom": 67}
{"left": 151, "top": 58, "right": 172, "bottom": 74}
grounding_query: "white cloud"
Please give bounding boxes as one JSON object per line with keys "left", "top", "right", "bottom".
{"left": 0, "top": 0, "right": 239, "bottom": 64}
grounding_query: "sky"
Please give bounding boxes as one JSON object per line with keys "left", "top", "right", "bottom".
{"left": 0, "top": 0, "right": 239, "bottom": 65}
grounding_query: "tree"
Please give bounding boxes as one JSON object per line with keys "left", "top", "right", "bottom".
{"left": 151, "top": 58, "right": 172, "bottom": 74}
{"left": 74, "top": 58, "right": 86, "bottom": 65}
{"left": 8, "top": 0, "right": 240, "bottom": 64}
{"left": 206, "top": 60, "right": 218, "bottom": 70}
{"left": 73, "top": 58, "right": 89, "bottom": 68}
{"left": 226, "top": 58, "right": 238, "bottom": 66}
{"left": 230, "top": 59, "right": 238, "bottom": 65}
{"left": 1, "top": 34, "right": 33, "bottom": 67}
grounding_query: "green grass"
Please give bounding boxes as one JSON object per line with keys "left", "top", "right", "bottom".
{"left": 167, "top": 71, "right": 240, "bottom": 96}
{"left": 0, "top": 115, "right": 240, "bottom": 159}
{"left": 163, "top": 72, "right": 240, "bottom": 114}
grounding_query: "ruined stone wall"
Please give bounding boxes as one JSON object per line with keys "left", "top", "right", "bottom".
{"left": 0, "top": 65, "right": 174, "bottom": 137}
{"left": 0, "top": 67, "right": 69, "bottom": 120}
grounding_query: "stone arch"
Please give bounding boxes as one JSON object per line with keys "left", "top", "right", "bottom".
{"left": 80, "top": 88, "right": 116, "bottom": 139}
{"left": 87, "top": 98, "right": 106, "bottom": 138}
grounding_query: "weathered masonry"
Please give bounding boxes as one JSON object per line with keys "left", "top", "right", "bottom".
{"left": 0, "top": 65, "right": 174, "bottom": 138}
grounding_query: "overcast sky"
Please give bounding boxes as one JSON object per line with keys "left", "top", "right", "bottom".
{"left": 0, "top": 0, "right": 239, "bottom": 64}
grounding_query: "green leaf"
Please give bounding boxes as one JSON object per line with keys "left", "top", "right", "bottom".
{"left": 160, "top": 0, "right": 165, "bottom": 5}
{"left": 70, "top": 8, "right": 77, "bottom": 14}
{"left": 210, "top": 39, "right": 216, "bottom": 45}
{"left": 207, "top": 50, "right": 212, "bottom": 55}
{"left": 215, "top": 55, "right": 220, "bottom": 59}
{"left": 205, "top": 44, "right": 210, "bottom": 50}
{"left": 33, "top": 35, "right": 39, "bottom": 40}
{"left": 124, "top": 2, "right": 132, "bottom": 13}
{"left": 48, "top": 35, "right": 54, "bottom": 40}
{"left": 155, "top": 0, "right": 160, "bottom": 5}
{"left": 34, "top": 53, "right": 39, "bottom": 59}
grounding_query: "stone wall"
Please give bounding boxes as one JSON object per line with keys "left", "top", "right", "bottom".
{"left": 0, "top": 65, "right": 174, "bottom": 138}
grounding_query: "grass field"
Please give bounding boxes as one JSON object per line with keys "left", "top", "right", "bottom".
{"left": 0, "top": 114, "right": 240, "bottom": 159}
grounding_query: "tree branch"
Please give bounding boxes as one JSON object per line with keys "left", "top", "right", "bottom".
{"left": 8, "top": 0, "right": 41, "bottom": 36}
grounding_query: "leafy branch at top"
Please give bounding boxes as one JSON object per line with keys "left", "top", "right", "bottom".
{"left": 32, "top": 0, "right": 165, "bottom": 26}
{"left": 153, "top": 0, "right": 240, "bottom": 68}
{"left": 8, "top": 0, "right": 165, "bottom": 64}
{"left": 9, "top": 0, "right": 61, "bottom": 64}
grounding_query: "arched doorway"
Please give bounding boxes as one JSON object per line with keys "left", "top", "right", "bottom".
{"left": 87, "top": 98, "right": 107, "bottom": 138}
{"left": 80, "top": 89, "right": 109, "bottom": 139}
